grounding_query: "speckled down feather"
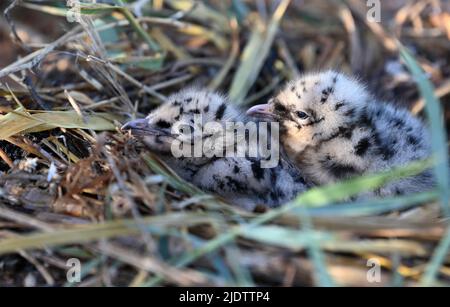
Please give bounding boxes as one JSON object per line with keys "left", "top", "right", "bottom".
{"left": 123, "top": 88, "right": 310, "bottom": 210}
{"left": 248, "top": 70, "right": 435, "bottom": 198}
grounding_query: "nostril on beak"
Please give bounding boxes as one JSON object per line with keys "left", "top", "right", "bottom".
{"left": 121, "top": 118, "right": 149, "bottom": 131}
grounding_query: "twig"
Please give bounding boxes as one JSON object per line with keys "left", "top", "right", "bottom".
{"left": 95, "top": 241, "right": 217, "bottom": 286}
{"left": 0, "top": 205, "right": 55, "bottom": 232}
{"left": 103, "top": 147, "right": 157, "bottom": 255}
{"left": 276, "top": 38, "right": 300, "bottom": 79}
{"left": 0, "top": 26, "right": 82, "bottom": 79}
{"left": 337, "top": 3, "right": 364, "bottom": 74}
{"left": 4, "top": 0, "right": 30, "bottom": 52}
{"left": 412, "top": 79, "right": 450, "bottom": 114}
{"left": 345, "top": 0, "right": 397, "bottom": 52}
{"left": 19, "top": 250, "right": 55, "bottom": 286}
{"left": 209, "top": 17, "right": 240, "bottom": 90}
{"left": 23, "top": 75, "right": 51, "bottom": 110}
{"left": 0, "top": 147, "right": 14, "bottom": 169}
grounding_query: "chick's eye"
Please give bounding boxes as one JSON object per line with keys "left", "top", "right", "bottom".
{"left": 296, "top": 111, "right": 309, "bottom": 119}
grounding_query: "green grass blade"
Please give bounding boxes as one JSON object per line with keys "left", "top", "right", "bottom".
{"left": 399, "top": 43, "right": 450, "bottom": 286}
{"left": 240, "top": 226, "right": 427, "bottom": 255}
{"left": 142, "top": 154, "right": 205, "bottom": 196}
{"left": 420, "top": 225, "right": 450, "bottom": 286}
{"left": 399, "top": 43, "right": 449, "bottom": 216}
{"left": 229, "top": 0, "right": 291, "bottom": 104}
{"left": 0, "top": 213, "right": 215, "bottom": 255}
{"left": 165, "top": 0, "right": 230, "bottom": 32}
{"left": 303, "top": 190, "right": 438, "bottom": 217}
{"left": 147, "top": 159, "right": 433, "bottom": 285}
{"left": 297, "top": 207, "right": 335, "bottom": 287}
{"left": 114, "top": 0, "right": 160, "bottom": 51}
{"left": 239, "top": 226, "right": 332, "bottom": 251}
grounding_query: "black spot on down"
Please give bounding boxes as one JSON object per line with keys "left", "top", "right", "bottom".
{"left": 155, "top": 120, "right": 172, "bottom": 129}
{"left": 355, "top": 137, "right": 371, "bottom": 156}
{"left": 326, "top": 162, "right": 359, "bottom": 179}
{"left": 215, "top": 103, "right": 227, "bottom": 120}
{"left": 250, "top": 160, "right": 265, "bottom": 181}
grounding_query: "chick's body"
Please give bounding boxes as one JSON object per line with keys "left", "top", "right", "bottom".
{"left": 248, "top": 71, "right": 434, "bottom": 197}
{"left": 123, "top": 89, "right": 309, "bottom": 210}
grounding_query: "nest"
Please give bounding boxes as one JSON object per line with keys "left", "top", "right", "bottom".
{"left": 0, "top": 0, "right": 449, "bottom": 286}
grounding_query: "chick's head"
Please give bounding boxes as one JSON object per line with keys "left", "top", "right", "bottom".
{"left": 122, "top": 89, "right": 238, "bottom": 155}
{"left": 247, "top": 70, "right": 370, "bottom": 154}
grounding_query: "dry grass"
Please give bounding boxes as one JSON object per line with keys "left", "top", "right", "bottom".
{"left": 0, "top": 0, "right": 449, "bottom": 287}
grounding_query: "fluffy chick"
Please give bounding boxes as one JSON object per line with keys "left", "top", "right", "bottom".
{"left": 122, "top": 88, "right": 309, "bottom": 210}
{"left": 247, "top": 70, "right": 434, "bottom": 197}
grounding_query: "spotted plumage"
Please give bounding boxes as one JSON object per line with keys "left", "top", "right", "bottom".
{"left": 247, "top": 70, "right": 435, "bottom": 198}
{"left": 122, "top": 88, "right": 309, "bottom": 210}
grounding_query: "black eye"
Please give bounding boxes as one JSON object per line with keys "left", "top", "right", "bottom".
{"left": 296, "top": 111, "right": 309, "bottom": 119}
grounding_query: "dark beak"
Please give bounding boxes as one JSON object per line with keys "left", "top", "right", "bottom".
{"left": 121, "top": 118, "right": 149, "bottom": 131}
{"left": 121, "top": 118, "right": 171, "bottom": 136}
{"left": 246, "top": 104, "right": 274, "bottom": 118}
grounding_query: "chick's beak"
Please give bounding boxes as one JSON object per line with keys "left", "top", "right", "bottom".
{"left": 246, "top": 104, "right": 274, "bottom": 118}
{"left": 121, "top": 118, "right": 170, "bottom": 136}
{"left": 121, "top": 118, "right": 149, "bottom": 131}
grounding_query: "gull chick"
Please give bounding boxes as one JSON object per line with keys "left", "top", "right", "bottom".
{"left": 247, "top": 70, "right": 434, "bottom": 197}
{"left": 122, "top": 88, "right": 309, "bottom": 210}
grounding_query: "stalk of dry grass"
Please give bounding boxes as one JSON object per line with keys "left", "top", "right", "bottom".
{"left": 0, "top": 0, "right": 449, "bottom": 287}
